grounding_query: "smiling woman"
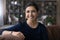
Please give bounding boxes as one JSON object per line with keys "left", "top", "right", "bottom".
{"left": 1, "top": 1, "right": 49, "bottom": 40}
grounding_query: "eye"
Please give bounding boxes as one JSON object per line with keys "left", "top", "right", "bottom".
{"left": 32, "top": 10, "right": 36, "bottom": 13}
{"left": 26, "top": 10, "right": 29, "bottom": 13}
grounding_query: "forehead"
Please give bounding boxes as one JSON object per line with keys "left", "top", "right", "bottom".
{"left": 25, "top": 6, "right": 36, "bottom": 11}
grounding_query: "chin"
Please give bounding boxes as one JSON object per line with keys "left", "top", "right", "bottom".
{"left": 27, "top": 18, "right": 36, "bottom": 21}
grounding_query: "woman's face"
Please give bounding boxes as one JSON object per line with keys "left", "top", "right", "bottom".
{"left": 25, "top": 6, "right": 38, "bottom": 21}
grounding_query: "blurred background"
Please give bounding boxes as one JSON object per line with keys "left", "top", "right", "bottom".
{"left": 0, "top": 0, "right": 60, "bottom": 28}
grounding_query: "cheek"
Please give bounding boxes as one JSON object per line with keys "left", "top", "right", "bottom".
{"left": 25, "top": 13, "right": 29, "bottom": 19}
{"left": 34, "top": 14, "right": 38, "bottom": 18}
{"left": 34, "top": 13, "right": 38, "bottom": 17}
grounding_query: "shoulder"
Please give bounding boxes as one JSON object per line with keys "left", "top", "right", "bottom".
{"left": 13, "top": 23, "right": 22, "bottom": 28}
{"left": 3, "top": 22, "right": 22, "bottom": 31}
{"left": 38, "top": 22, "right": 47, "bottom": 30}
{"left": 38, "top": 22, "right": 46, "bottom": 27}
{"left": 21, "top": 21, "right": 27, "bottom": 26}
{"left": 9, "top": 23, "right": 22, "bottom": 29}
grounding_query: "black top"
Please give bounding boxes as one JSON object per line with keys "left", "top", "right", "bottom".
{"left": 1, "top": 22, "right": 48, "bottom": 40}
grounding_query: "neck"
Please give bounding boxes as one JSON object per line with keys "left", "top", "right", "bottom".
{"left": 27, "top": 19, "right": 37, "bottom": 24}
{"left": 27, "top": 20, "right": 38, "bottom": 28}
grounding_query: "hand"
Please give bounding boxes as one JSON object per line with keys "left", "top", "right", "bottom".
{"left": 12, "top": 31, "right": 25, "bottom": 40}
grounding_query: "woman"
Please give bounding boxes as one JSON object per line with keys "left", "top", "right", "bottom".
{"left": 1, "top": 2, "right": 48, "bottom": 40}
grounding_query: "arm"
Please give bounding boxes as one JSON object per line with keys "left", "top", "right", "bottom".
{"left": 0, "top": 23, "right": 22, "bottom": 35}
{"left": 3, "top": 23, "right": 22, "bottom": 31}
{"left": 2, "top": 31, "right": 25, "bottom": 40}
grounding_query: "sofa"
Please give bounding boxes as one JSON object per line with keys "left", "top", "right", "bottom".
{"left": 47, "top": 25, "right": 60, "bottom": 40}
{"left": 0, "top": 25, "right": 60, "bottom": 40}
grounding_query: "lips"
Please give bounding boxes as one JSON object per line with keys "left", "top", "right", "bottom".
{"left": 29, "top": 16, "right": 34, "bottom": 19}
{"left": 30, "top": 17, "right": 33, "bottom": 18}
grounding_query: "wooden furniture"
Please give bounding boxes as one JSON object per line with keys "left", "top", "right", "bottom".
{"left": 47, "top": 25, "right": 60, "bottom": 40}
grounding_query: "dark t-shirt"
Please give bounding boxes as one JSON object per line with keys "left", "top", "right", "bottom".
{"left": 1, "top": 22, "right": 48, "bottom": 40}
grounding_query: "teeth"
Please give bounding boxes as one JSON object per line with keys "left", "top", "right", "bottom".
{"left": 30, "top": 17, "right": 33, "bottom": 19}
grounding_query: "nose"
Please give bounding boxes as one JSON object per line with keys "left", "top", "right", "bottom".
{"left": 30, "top": 11, "right": 33, "bottom": 16}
